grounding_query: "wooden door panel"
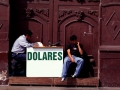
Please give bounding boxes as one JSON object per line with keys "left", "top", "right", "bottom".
{"left": 29, "top": 21, "right": 43, "bottom": 42}
{"left": 16, "top": 20, "right": 43, "bottom": 43}
{"left": 81, "top": 33, "right": 93, "bottom": 55}
{"left": 58, "top": 0, "right": 100, "bottom": 5}
{"left": 60, "top": 21, "right": 93, "bottom": 56}
{"left": 10, "top": 1, "right": 53, "bottom": 47}
{"left": 58, "top": 9, "right": 97, "bottom": 57}
{"left": 15, "top": 0, "right": 50, "bottom": 3}
{"left": 9, "top": 0, "right": 99, "bottom": 78}
{"left": 54, "top": 0, "right": 99, "bottom": 77}
{"left": 101, "top": 5, "right": 120, "bottom": 45}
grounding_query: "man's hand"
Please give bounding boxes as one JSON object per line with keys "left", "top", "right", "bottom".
{"left": 33, "top": 43, "right": 38, "bottom": 47}
{"left": 77, "top": 42, "right": 83, "bottom": 55}
{"left": 67, "top": 49, "right": 75, "bottom": 62}
{"left": 71, "top": 58, "right": 75, "bottom": 62}
{"left": 77, "top": 42, "right": 80, "bottom": 46}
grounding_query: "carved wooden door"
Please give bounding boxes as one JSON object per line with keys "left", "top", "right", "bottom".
{"left": 10, "top": 0, "right": 100, "bottom": 77}
{"left": 10, "top": 0, "right": 53, "bottom": 48}
{"left": 53, "top": 0, "right": 99, "bottom": 77}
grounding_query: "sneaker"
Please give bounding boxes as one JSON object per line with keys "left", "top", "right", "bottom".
{"left": 72, "top": 74, "right": 77, "bottom": 78}
{"left": 61, "top": 77, "right": 65, "bottom": 82}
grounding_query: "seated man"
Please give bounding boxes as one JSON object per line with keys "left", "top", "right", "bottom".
{"left": 11, "top": 30, "right": 43, "bottom": 76}
{"left": 61, "top": 35, "right": 84, "bottom": 81}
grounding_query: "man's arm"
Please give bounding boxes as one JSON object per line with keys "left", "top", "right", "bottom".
{"left": 77, "top": 42, "right": 83, "bottom": 55}
{"left": 18, "top": 38, "right": 33, "bottom": 47}
{"left": 67, "top": 49, "right": 75, "bottom": 62}
{"left": 33, "top": 42, "right": 44, "bottom": 47}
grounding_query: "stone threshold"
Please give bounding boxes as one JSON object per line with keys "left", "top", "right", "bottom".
{"left": 9, "top": 77, "right": 99, "bottom": 87}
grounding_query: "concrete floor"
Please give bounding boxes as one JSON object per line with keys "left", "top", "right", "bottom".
{"left": 0, "top": 86, "right": 120, "bottom": 90}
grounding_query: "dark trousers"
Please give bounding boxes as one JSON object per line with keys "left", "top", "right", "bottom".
{"left": 11, "top": 53, "right": 26, "bottom": 76}
{"left": 12, "top": 53, "right": 26, "bottom": 61}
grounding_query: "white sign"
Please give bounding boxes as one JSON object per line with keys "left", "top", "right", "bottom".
{"left": 26, "top": 47, "right": 63, "bottom": 77}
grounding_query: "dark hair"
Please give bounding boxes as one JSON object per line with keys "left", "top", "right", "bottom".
{"left": 70, "top": 35, "right": 77, "bottom": 41}
{"left": 24, "top": 30, "right": 33, "bottom": 36}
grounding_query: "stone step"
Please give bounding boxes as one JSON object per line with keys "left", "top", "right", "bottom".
{"left": 9, "top": 77, "right": 99, "bottom": 87}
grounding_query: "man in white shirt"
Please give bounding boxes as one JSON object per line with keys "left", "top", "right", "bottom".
{"left": 11, "top": 30, "right": 34, "bottom": 61}
{"left": 11, "top": 30, "right": 43, "bottom": 76}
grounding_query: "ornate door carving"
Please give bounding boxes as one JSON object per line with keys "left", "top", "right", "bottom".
{"left": 10, "top": 0, "right": 53, "bottom": 47}
{"left": 53, "top": 0, "right": 99, "bottom": 77}
{"left": 10, "top": 0, "right": 99, "bottom": 77}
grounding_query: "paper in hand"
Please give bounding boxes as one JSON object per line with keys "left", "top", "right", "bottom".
{"left": 33, "top": 42, "right": 43, "bottom": 47}
{"left": 37, "top": 42, "right": 43, "bottom": 46}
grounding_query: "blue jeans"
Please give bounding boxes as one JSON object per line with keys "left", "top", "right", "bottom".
{"left": 12, "top": 53, "right": 26, "bottom": 61}
{"left": 61, "top": 55, "right": 84, "bottom": 78}
{"left": 11, "top": 53, "right": 26, "bottom": 76}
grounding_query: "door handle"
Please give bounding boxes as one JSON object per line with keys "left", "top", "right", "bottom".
{"left": 83, "top": 32, "right": 86, "bottom": 36}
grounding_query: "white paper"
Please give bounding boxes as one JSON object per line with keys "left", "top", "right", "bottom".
{"left": 37, "top": 42, "right": 43, "bottom": 46}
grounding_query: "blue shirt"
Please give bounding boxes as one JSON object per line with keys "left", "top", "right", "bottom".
{"left": 11, "top": 35, "right": 33, "bottom": 53}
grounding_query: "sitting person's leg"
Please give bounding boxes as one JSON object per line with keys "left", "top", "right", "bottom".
{"left": 61, "top": 56, "right": 72, "bottom": 81}
{"left": 72, "top": 55, "right": 84, "bottom": 77}
{"left": 11, "top": 53, "right": 26, "bottom": 76}
{"left": 12, "top": 53, "right": 26, "bottom": 61}
{"left": 10, "top": 59, "right": 17, "bottom": 76}
{"left": 16, "top": 53, "right": 26, "bottom": 76}
{"left": 15, "top": 53, "right": 26, "bottom": 61}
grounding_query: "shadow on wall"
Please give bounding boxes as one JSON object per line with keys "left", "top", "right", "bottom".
{"left": 9, "top": 0, "right": 28, "bottom": 77}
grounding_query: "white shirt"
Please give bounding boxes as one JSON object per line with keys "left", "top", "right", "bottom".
{"left": 11, "top": 35, "right": 33, "bottom": 53}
